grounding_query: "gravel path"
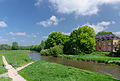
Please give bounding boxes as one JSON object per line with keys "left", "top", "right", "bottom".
{"left": 2, "top": 56, "right": 26, "bottom": 81}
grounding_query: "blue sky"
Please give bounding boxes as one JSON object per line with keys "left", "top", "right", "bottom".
{"left": 0, "top": 0, "right": 120, "bottom": 46}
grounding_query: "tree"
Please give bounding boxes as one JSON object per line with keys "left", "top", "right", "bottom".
{"left": 12, "top": 42, "right": 19, "bottom": 50}
{"left": 97, "top": 31, "right": 112, "bottom": 35}
{"left": 45, "top": 31, "right": 69, "bottom": 49}
{"left": 40, "top": 40, "right": 45, "bottom": 50}
{"left": 69, "top": 26, "right": 96, "bottom": 54}
{"left": 0, "top": 44, "right": 11, "bottom": 50}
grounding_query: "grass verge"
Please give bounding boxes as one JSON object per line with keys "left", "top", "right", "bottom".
{"left": 0, "top": 50, "right": 33, "bottom": 68}
{"left": 59, "top": 52, "right": 120, "bottom": 65}
{"left": 0, "top": 56, "right": 7, "bottom": 74}
{"left": 19, "top": 61, "right": 119, "bottom": 81}
{"left": 0, "top": 77, "right": 11, "bottom": 81}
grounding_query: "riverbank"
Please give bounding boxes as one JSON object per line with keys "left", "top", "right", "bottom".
{"left": 59, "top": 52, "right": 120, "bottom": 65}
{"left": 0, "top": 50, "right": 34, "bottom": 68}
{"left": 19, "top": 60, "right": 119, "bottom": 81}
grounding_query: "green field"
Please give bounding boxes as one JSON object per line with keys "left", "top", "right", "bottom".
{"left": 0, "top": 50, "right": 33, "bottom": 68}
{"left": 60, "top": 52, "right": 120, "bottom": 65}
{"left": 19, "top": 61, "right": 119, "bottom": 81}
{"left": 0, "top": 77, "right": 11, "bottom": 81}
{"left": 0, "top": 56, "right": 7, "bottom": 74}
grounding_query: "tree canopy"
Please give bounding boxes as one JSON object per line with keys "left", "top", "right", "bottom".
{"left": 45, "top": 31, "right": 69, "bottom": 49}
{"left": 69, "top": 26, "right": 96, "bottom": 54}
{"left": 12, "top": 42, "right": 19, "bottom": 50}
{"left": 97, "top": 31, "right": 112, "bottom": 35}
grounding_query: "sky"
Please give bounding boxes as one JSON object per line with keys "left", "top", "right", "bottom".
{"left": 0, "top": 0, "right": 120, "bottom": 46}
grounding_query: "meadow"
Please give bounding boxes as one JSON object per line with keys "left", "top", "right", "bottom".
{"left": 0, "top": 50, "right": 33, "bottom": 68}
{"left": 0, "top": 56, "right": 7, "bottom": 74}
{"left": 0, "top": 77, "right": 11, "bottom": 81}
{"left": 59, "top": 52, "right": 120, "bottom": 65}
{"left": 19, "top": 61, "right": 119, "bottom": 81}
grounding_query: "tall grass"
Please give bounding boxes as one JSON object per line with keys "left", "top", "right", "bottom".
{"left": 0, "top": 50, "right": 33, "bottom": 68}
{"left": 0, "top": 77, "right": 11, "bottom": 81}
{"left": 19, "top": 61, "right": 119, "bottom": 81}
{"left": 59, "top": 52, "right": 120, "bottom": 65}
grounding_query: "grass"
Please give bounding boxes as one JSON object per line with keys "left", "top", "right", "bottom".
{"left": 0, "top": 77, "right": 11, "bottom": 81}
{"left": 0, "top": 56, "right": 7, "bottom": 74}
{"left": 0, "top": 50, "right": 33, "bottom": 68}
{"left": 59, "top": 52, "right": 120, "bottom": 65}
{"left": 19, "top": 61, "right": 120, "bottom": 81}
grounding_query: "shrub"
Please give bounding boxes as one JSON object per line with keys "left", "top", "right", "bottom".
{"left": 49, "top": 45, "right": 63, "bottom": 57}
{"left": 40, "top": 49, "right": 49, "bottom": 56}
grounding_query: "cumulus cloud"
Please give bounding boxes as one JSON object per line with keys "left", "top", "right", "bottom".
{"left": 49, "top": 0, "right": 120, "bottom": 16}
{"left": 34, "top": 0, "right": 43, "bottom": 6}
{"left": 8, "top": 32, "right": 26, "bottom": 36}
{"left": 0, "top": 21, "right": 7, "bottom": 28}
{"left": 62, "top": 32, "right": 70, "bottom": 35}
{"left": 37, "top": 16, "right": 64, "bottom": 27}
{"left": 83, "top": 21, "right": 115, "bottom": 33}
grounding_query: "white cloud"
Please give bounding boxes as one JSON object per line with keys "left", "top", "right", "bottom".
{"left": 62, "top": 32, "right": 70, "bottom": 35}
{"left": 113, "top": 32, "right": 120, "bottom": 36}
{"left": 34, "top": 0, "right": 43, "bottom": 6}
{"left": 8, "top": 32, "right": 26, "bottom": 36}
{"left": 83, "top": 21, "right": 115, "bottom": 33}
{"left": 49, "top": 0, "right": 120, "bottom": 16}
{"left": 0, "top": 21, "right": 7, "bottom": 28}
{"left": 37, "top": 16, "right": 64, "bottom": 27}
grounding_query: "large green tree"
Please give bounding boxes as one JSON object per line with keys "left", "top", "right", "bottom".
{"left": 69, "top": 26, "right": 96, "bottom": 54}
{"left": 45, "top": 31, "right": 69, "bottom": 49}
{"left": 12, "top": 42, "right": 19, "bottom": 50}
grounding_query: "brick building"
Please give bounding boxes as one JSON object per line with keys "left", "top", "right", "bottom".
{"left": 95, "top": 33, "right": 120, "bottom": 52}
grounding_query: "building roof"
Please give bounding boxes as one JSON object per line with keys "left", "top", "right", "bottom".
{"left": 95, "top": 33, "right": 120, "bottom": 41}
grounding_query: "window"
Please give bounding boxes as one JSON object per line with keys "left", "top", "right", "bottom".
{"left": 104, "top": 47, "right": 106, "bottom": 51}
{"left": 108, "top": 42, "right": 111, "bottom": 45}
{"left": 114, "top": 42, "right": 117, "bottom": 46}
{"left": 104, "top": 42, "right": 106, "bottom": 45}
{"left": 108, "top": 47, "right": 111, "bottom": 51}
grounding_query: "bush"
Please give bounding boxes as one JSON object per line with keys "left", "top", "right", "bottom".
{"left": 40, "top": 45, "right": 63, "bottom": 57}
{"left": 40, "top": 49, "right": 49, "bottom": 56}
{"left": 49, "top": 45, "right": 63, "bottom": 57}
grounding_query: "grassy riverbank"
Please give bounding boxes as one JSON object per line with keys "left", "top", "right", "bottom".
{"left": 0, "top": 50, "right": 33, "bottom": 68}
{"left": 0, "top": 77, "right": 11, "bottom": 81}
{"left": 0, "top": 56, "right": 7, "bottom": 74}
{"left": 19, "top": 61, "right": 119, "bottom": 81}
{"left": 59, "top": 52, "right": 120, "bottom": 65}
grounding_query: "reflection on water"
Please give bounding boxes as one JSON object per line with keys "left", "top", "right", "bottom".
{"left": 28, "top": 53, "right": 120, "bottom": 79}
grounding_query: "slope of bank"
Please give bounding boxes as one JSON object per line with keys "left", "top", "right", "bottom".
{"left": 59, "top": 52, "right": 120, "bottom": 65}
{"left": 19, "top": 61, "right": 119, "bottom": 81}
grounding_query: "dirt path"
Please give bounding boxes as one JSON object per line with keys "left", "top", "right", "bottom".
{"left": 2, "top": 56, "right": 26, "bottom": 81}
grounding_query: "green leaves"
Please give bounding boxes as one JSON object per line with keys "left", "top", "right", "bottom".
{"left": 69, "top": 26, "right": 96, "bottom": 54}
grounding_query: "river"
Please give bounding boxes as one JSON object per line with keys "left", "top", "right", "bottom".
{"left": 28, "top": 52, "right": 120, "bottom": 79}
